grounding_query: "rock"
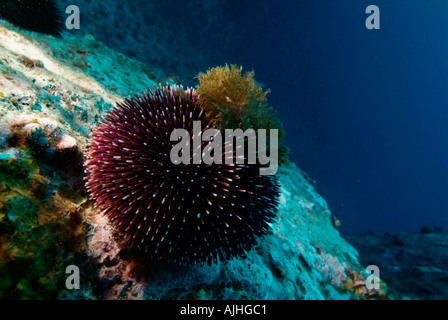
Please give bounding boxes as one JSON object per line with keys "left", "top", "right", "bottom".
{"left": 21, "top": 123, "right": 44, "bottom": 141}
{"left": 0, "top": 148, "right": 18, "bottom": 160}
{"left": 420, "top": 225, "right": 434, "bottom": 234}
{"left": 56, "top": 135, "right": 77, "bottom": 151}
{"left": 0, "top": 122, "right": 11, "bottom": 149}
{"left": 345, "top": 231, "right": 448, "bottom": 299}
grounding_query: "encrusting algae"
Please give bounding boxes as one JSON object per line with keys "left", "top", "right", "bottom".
{"left": 196, "top": 64, "right": 289, "bottom": 165}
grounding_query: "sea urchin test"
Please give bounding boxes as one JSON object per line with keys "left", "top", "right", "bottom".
{"left": 84, "top": 85, "right": 280, "bottom": 265}
{"left": 170, "top": 123, "right": 279, "bottom": 176}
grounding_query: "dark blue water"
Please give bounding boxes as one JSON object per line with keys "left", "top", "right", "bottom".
{"left": 218, "top": 0, "right": 448, "bottom": 234}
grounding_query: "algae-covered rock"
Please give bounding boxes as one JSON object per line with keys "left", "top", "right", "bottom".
{"left": 0, "top": 152, "right": 86, "bottom": 299}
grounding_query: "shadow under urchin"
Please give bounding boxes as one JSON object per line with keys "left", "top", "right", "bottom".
{"left": 84, "top": 85, "right": 280, "bottom": 265}
{"left": 0, "top": 0, "right": 63, "bottom": 36}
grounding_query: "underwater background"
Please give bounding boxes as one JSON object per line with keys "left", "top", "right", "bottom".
{"left": 0, "top": 0, "right": 447, "bottom": 300}
{"left": 57, "top": 0, "right": 448, "bottom": 235}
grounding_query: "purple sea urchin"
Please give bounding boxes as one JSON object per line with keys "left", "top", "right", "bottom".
{"left": 84, "top": 85, "right": 279, "bottom": 264}
{"left": 0, "top": 0, "right": 63, "bottom": 36}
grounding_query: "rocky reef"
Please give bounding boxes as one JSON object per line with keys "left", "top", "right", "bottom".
{"left": 346, "top": 229, "right": 448, "bottom": 300}
{"left": 0, "top": 21, "right": 385, "bottom": 300}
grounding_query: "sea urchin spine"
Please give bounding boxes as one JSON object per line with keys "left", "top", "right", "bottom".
{"left": 84, "top": 85, "right": 279, "bottom": 265}
{"left": 0, "top": 0, "right": 63, "bottom": 36}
